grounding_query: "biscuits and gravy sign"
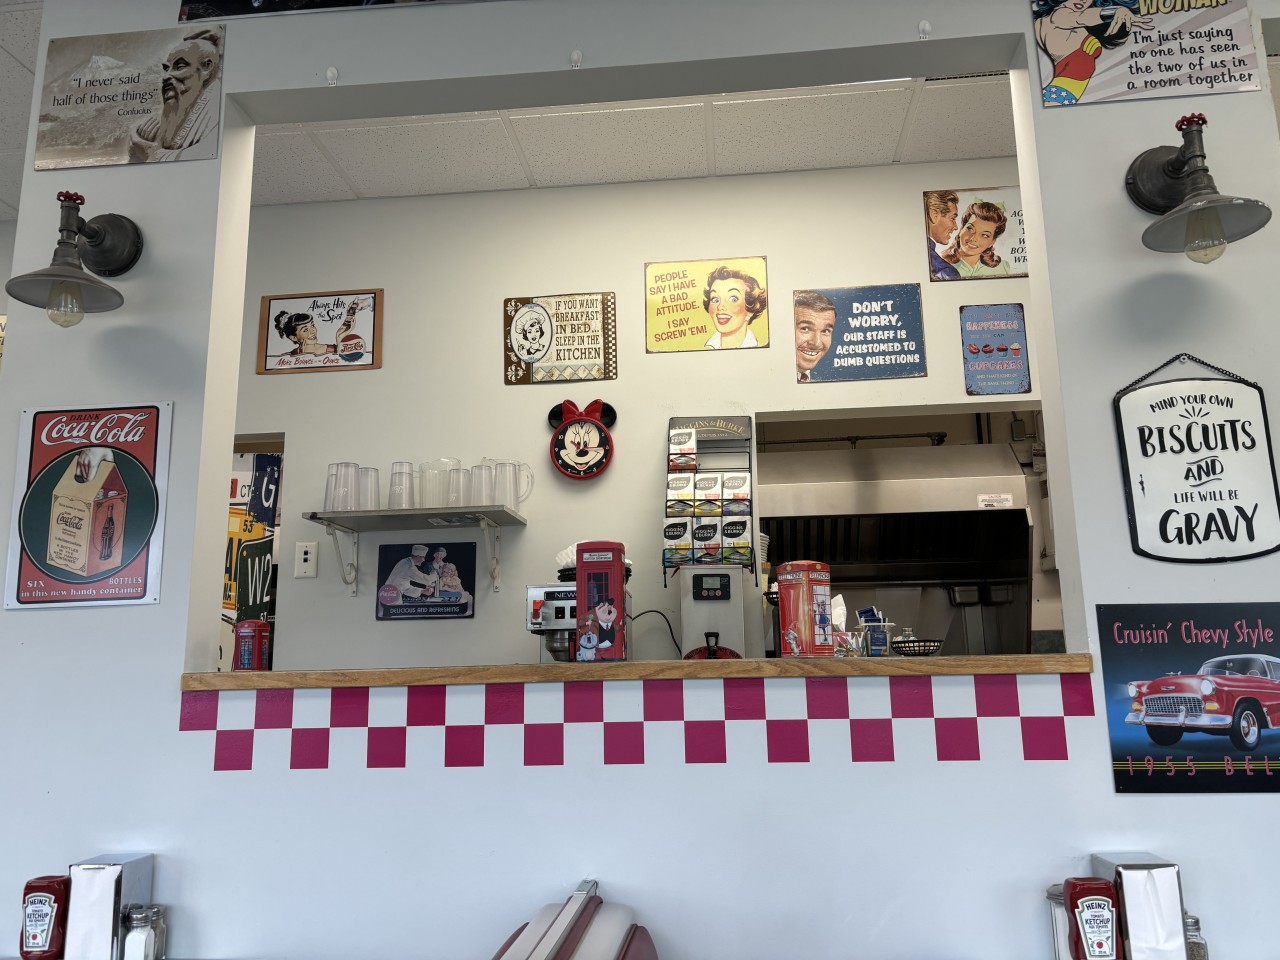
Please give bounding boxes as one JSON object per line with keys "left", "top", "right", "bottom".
{"left": 1114, "top": 356, "right": 1280, "bottom": 563}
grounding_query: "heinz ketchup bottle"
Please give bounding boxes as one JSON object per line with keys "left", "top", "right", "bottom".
{"left": 20, "top": 876, "right": 69, "bottom": 960}
{"left": 1063, "top": 876, "right": 1124, "bottom": 960}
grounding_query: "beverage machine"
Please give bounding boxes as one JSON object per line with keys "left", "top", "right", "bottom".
{"left": 673, "top": 564, "right": 748, "bottom": 659}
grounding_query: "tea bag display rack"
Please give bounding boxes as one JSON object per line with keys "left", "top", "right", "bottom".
{"left": 303, "top": 505, "right": 526, "bottom": 596}
{"left": 662, "top": 415, "right": 757, "bottom": 589}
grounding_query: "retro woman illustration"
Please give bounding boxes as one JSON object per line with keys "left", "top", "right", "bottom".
{"left": 940, "top": 201, "right": 1011, "bottom": 278}
{"left": 702, "top": 265, "right": 767, "bottom": 349}
{"left": 273, "top": 301, "right": 358, "bottom": 356}
{"left": 1033, "top": 0, "right": 1153, "bottom": 106}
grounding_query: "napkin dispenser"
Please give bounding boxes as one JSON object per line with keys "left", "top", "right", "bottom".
{"left": 1091, "top": 851, "right": 1188, "bottom": 960}
{"left": 65, "top": 853, "right": 154, "bottom": 960}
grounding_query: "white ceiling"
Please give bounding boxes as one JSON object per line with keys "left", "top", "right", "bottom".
{"left": 250, "top": 75, "right": 1017, "bottom": 207}
{"left": 7, "top": 1, "right": 1277, "bottom": 219}
{"left": 0, "top": 1, "right": 41, "bottom": 220}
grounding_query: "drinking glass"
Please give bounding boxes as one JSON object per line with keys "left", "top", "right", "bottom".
{"left": 323, "top": 462, "right": 339, "bottom": 511}
{"left": 331, "top": 462, "right": 359, "bottom": 511}
{"left": 447, "top": 467, "right": 471, "bottom": 508}
{"left": 357, "top": 467, "right": 381, "bottom": 510}
{"left": 470, "top": 463, "right": 495, "bottom": 506}
{"left": 389, "top": 461, "right": 415, "bottom": 509}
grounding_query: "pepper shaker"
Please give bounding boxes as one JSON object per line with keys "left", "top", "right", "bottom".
{"left": 1184, "top": 914, "right": 1208, "bottom": 960}
{"left": 148, "top": 905, "right": 167, "bottom": 960}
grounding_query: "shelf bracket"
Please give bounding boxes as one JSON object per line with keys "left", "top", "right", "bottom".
{"left": 325, "top": 524, "right": 359, "bottom": 596}
{"left": 479, "top": 517, "right": 502, "bottom": 592}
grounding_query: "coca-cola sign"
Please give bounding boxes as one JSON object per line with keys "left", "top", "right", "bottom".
{"left": 6, "top": 402, "right": 172, "bottom": 609}
{"left": 40, "top": 411, "right": 150, "bottom": 446}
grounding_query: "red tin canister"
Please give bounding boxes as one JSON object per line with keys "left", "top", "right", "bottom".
{"left": 776, "top": 560, "right": 834, "bottom": 657}
{"left": 233, "top": 619, "right": 272, "bottom": 671}
{"left": 574, "top": 541, "right": 627, "bottom": 662}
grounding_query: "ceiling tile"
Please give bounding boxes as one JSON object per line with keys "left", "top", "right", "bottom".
{"left": 0, "top": 147, "right": 24, "bottom": 211}
{"left": 0, "top": 9, "right": 41, "bottom": 72}
{"left": 898, "top": 76, "right": 1015, "bottom": 163}
{"left": 252, "top": 128, "right": 358, "bottom": 206}
{"left": 0, "top": 42, "right": 34, "bottom": 142}
{"left": 712, "top": 86, "right": 914, "bottom": 175}
{"left": 510, "top": 103, "right": 706, "bottom": 187}
{"left": 313, "top": 116, "right": 528, "bottom": 197}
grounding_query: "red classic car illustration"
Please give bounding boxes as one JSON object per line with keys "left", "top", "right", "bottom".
{"left": 1126, "top": 654, "right": 1280, "bottom": 752}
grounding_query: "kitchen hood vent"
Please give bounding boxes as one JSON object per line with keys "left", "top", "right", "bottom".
{"left": 756, "top": 443, "right": 1030, "bottom": 517}
{"left": 760, "top": 509, "right": 1030, "bottom": 583}
{"left": 757, "top": 444, "right": 1033, "bottom": 585}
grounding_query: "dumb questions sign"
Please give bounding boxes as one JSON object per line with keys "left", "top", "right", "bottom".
{"left": 798, "top": 283, "right": 925, "bottom": 384}
{"left": 1114, "top": 367, "right": 1280, "bottom": 563}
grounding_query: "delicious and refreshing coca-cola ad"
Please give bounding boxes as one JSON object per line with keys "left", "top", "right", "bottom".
{"left": 5, "top": 403, "right": 172, "bottom": 608}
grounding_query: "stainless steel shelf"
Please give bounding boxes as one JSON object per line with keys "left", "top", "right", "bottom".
{"left": 301, "top": 506, "right": 526, "bottom": 594}
{"left": 302, "top": 505, "right": 526, "bottom": 535}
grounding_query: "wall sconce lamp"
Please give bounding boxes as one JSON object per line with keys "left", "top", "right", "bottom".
{"left": 1125, "top": 114, "right": 1270, "bottom": 264}
{"left": 4, "top": 191, "right": 144, "bottom": 327}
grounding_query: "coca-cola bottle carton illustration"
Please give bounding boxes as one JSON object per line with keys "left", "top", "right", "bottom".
{"left": 47, "top": 456, "right": 128, "bottom": 577}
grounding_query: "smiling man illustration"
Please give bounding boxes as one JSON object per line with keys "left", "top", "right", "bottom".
{"left": 793, "top": 290, "right": 836, "bottom": 383}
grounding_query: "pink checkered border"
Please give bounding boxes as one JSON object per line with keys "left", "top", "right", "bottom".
{"left": 179, "top": 674, "right": 1094, "bottom": 771}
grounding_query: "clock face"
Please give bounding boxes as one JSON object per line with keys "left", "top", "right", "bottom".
{"left": 551, "top": 416, "right": 613, "bottom": 480}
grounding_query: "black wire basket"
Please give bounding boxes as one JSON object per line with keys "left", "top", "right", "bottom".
{"left": 889, "top": 637, "right": 944, "bottom": 657}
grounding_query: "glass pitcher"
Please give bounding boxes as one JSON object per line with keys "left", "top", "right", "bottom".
{"left": 486, "top": 458, "right": 534, "bottom": 512}
{"left": 419, "top": 458, "right": 460, "bottom": 508}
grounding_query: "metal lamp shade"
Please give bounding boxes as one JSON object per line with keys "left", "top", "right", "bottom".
{"left": 5, "top": 262, "right": 125, "bottom": 313}
{"left": 1140, "top": 194, "right": 1272, "bottom": 254}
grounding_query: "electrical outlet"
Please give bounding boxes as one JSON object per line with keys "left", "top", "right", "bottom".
{"left": 294, "top": 541, "right": 318, "bottom": 578}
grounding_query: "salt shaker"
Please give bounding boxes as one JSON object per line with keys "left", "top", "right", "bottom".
{"left": 1184, "top": 914, "right": 1208, "bottom": 960}
{"left": 122, "top": 905, "right": 155, "bottom": 960}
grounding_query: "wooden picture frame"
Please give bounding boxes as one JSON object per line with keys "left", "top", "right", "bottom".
{"left": 256, "top": 288, "right": 383, "bottom": 375}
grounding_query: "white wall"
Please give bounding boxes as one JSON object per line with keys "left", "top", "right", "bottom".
{"left": 0, "top": 219, "right": 15, "bottom": 284}
{"left": 0, "top": 218, "right": 14, "bottom": 364}
{"left": 4, "top": 1, "right": 1280, "bottom": 958}
{"left": 237, "top": 156, "right": 1031, "bottom": 670}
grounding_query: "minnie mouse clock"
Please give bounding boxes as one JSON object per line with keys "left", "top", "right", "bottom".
{"left": 548, "top": 399, "right": 616, "bottom": 480}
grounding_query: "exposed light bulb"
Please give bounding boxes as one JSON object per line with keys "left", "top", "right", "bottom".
{"left": 918, "top": 19, "right": 932, "bottom": 40}
{"left": 569, "top": 49, "right": 583, "bottom": 69}
{"left": 1183, "top": 206, "right": 1228, "bottom": 264}
{"left": 46, "top": 278, "right": 85, "bottom": 327}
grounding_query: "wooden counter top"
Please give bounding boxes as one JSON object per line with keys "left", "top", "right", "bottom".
{"left": 182, "top": 653, "right": 1092, "bottom": 691}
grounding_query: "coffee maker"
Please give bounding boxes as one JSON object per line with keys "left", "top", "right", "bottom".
{"left": 525, "top": 584, "right": 577, "bottom": 662}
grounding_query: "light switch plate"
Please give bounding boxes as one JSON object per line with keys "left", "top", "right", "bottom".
{"left": 294, "top": 541, "right": 318, "bottom": 578}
